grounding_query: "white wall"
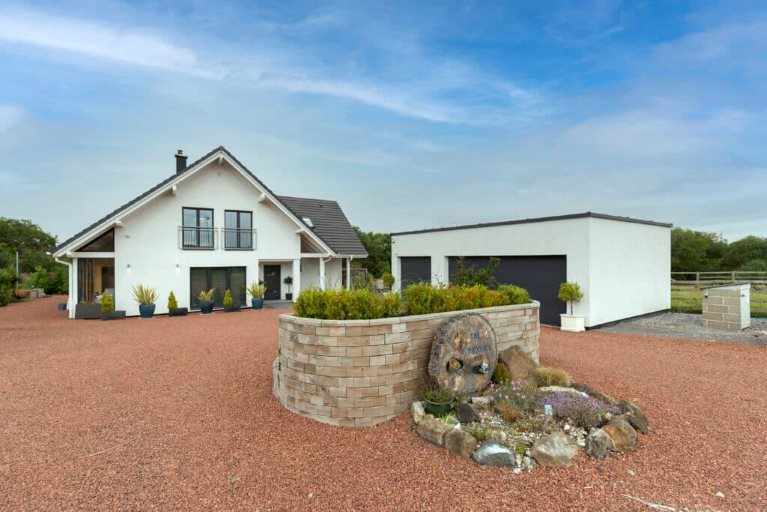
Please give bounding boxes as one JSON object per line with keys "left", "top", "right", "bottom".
{"left": 109, "top": 161, "right": 303, "bottom": 315}
{"left": 392, "top": 216, "right": 671, "bottom": 327}
{"left": 300, "top": 258, "right": 345, "bottom": 291}
{"left": 586, "top": 217, "right": 670, "bottom": 326}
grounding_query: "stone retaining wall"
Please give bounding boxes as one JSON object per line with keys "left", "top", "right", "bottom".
{"left": 273, "top": 301, "right": 540, "bottom": 427}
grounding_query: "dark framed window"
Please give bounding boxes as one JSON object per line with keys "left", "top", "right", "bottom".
{"left": 224, "top": 210, "right": 253, "bottom": 250}
{"left": 181, "top": 207, "right": 214, "bottom": 249}
{"left": 190, "top": 267, "right": 246, "bottom": 309}
{"left": 79, "top": 230, "right": 115, "bottom": 252}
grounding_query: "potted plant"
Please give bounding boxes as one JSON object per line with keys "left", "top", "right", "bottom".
{"left": 223, "top": 289, "right": 240, "bottom": 312}
{"left": 132, "top": 284, "right": 158, "bottom": 319}
{"left": 198, "top": 288, "right": 215, "bottom": 314}
{"left": 558, "top": 281, "right": 585, "bottom": 332}
{"left": 284, "top": 276, "right": 293, "bottom": 300}
{"left": 100, "top": 292, "right": 125, "bottom": 320}
{"left": 168, "top": 291, "right": 187, "bottom": 317}
{"left": 422, "top": 383, "right": 455, "bottom": 416}
{"left": 247, "top": 281, "right": 266, "bottom": 309}
{"left": 382, "top": 271, "right": 395, "bottom": 291}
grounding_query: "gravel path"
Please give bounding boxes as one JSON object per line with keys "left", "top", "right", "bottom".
{"left": 599, "top": 312, "right": 767, "bottom": 344}
{"left": 1, "top": 298, "right": 766, "bottom": 511}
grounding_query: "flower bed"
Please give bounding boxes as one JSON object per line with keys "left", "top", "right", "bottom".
{"left": 412, "top": 354, "right": 650, "bottom": 470}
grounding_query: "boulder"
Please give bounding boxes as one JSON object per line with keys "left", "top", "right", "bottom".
{"left": 602, "top": 418, "right": 638, "bottom": 452}
{"left": 624, "top": 411, "right": 650, "bottom": 435}
{"left": 416, "top": 416, "right": 453, "bottom": 447}
{"left": 585, "top": 428, "right": 614, "bottom": 459}
{"left": 531, "top": 432, "right": 579, "bottom": 466}
{"left": 617, "top": 399, "right": 642, "bottom": 416}
{"left": 472, "top": 441, "right": 515, "bottom": 467}
{"left": 445, "top": 429, "right": 478, "bottom": 458}
{"left": 411, "top": 401, "right": 426, "bottom": 425}
{"left": 455, "top": 402, "right": 480, "bottom": 424}
{"left": 498, "top": 346, "right": 538, "bottom": 387}
{"left": 571, "top": 382, "right": 618, "bottom": 406}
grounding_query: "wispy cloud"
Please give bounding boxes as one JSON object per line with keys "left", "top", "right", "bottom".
{"left": 0, "top": 103, "right": 24, "bottom": 132}
{"left": 0, "top": 7, "right": 215, "bottom": 77}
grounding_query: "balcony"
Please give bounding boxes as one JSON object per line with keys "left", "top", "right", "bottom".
{"left": 222, "top": 228, "right": 257, "bottom": 250}
{"left": 179, "top": 226, "right": 216, "bottom": 250}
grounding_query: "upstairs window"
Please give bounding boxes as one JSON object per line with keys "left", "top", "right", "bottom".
{"left": 224, "top": 210, "right": 253, "bottom": 250}
{"left": 181, "top": 207, "right": 214, "bottom": 249}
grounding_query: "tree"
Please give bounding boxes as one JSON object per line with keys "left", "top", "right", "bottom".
{"left": 670, "top": 228, "right": 727, "bottom": 273}
{"left": 721, "top": 236, "right": 767, "bottom": 270}
{"left": 352, "top": 227, "right": 391, "bottom": 278}
{"left": 0, "top": 218, "right": 58, "bottom": 273}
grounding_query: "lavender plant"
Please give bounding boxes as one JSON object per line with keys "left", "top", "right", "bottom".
{"left": 535, "top": 390, "right": 620, "bottom": 429}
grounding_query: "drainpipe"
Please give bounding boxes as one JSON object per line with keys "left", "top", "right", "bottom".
{"left": 55, "top": 257, "right": 74, "bottom": 319}
{"left": 346, "top": 256, "right": 354, "bottom": 289}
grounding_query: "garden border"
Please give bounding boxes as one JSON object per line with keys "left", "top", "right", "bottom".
{"left": 273, "top": 301, "right": 540, "bottom": 427}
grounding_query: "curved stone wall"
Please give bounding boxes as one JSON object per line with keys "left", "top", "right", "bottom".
{"left": 273, "top": 302, "right": 540, "bottom": 427}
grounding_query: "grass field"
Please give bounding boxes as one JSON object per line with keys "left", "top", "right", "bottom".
{"left": 671, "top": 285, "right": 767, "bottom": 317}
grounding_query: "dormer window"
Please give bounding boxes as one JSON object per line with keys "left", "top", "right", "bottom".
{"left": 302, "top": 217, "right": 314, "bottom": 228}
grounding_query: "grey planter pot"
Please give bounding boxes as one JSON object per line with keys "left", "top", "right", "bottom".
{"left": 138, "top": 304, "right": 156, "bottom": 319}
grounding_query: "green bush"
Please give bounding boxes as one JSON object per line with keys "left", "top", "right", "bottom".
{"left": 403, "top": 283, "right": 531, "bottom": 316}
{"left": 536, "top": 366, "right": 571, "bottom": 387}
{"left": 0, "top": 284, "right": 10, "bottom": 306}
{"left": 167, "top": 291, "right": 178, "bottom": 310}
{"left": 493, "top": 362, "right": 511, "bottom": 384}
{"left": 101, "top": 292, "right": 114, "bottom": 313}
{"left": 223, "top": 289, "right": 234, "bottom": 308}
{"left": 26, "top": 266, "right": 49, "bottom": 290}
{"left": 293, "top": 288, "right": 401, "bottom": 320}
{"left": 382, "top": 271, "right": 395, "bottom": 290}
{"left": 558, "top": 282, "right": 583, "bottom": 315}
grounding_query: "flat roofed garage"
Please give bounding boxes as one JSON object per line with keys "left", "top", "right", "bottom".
{"left": 391, "top": 212, "right": 672, "bottom": 329}
{"left": 448, "top": 256, "right": 566, "bottom": 326}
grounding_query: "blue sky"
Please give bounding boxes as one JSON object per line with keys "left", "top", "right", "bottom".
{"left": 0, "top": 0, "right": 765, "bottom": 241}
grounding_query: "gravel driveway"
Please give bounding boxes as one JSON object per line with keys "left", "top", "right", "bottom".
{"left": 599, "top": 312, "right": 767, "bottom": 344}
{"left": 1, "top": 298, "right": 766, "bottom": 511}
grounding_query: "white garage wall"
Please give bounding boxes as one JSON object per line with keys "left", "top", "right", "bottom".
{"left": 587, "top": 217, "right": 670, "bottom": 326}
{"left": 392, "top": 217, "right": 592, "bottom": 318}
{"left": 392, "top": 215, "right": 671, "bottom": 328}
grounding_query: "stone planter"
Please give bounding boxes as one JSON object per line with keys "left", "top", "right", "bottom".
{"left": 138, "top": 304, "right": 156, "bottom": 319}
{"left": 224, "top": 304, "right": 241, "bottom": 313}
{"left": 273, "top": 301, "right": 540, "bottom": 427}
{"left": 169, "top": 307, "right": 188, "bottom": 317}
{"left": 101, "top": 311, "right": 126, "bottom": 321}
{"left": 560, "top": 314, "right": 585, "bottom": 332}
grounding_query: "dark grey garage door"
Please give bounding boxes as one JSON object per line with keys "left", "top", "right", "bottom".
{"left": 400, "top": 257, "right": 432, "bottom": 286}
{"left": 448, "top": 256, "right": 567, "bottom": 326}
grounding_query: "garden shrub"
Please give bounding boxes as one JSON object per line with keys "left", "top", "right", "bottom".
{"left": 223, "top": 289, "right": 234, "bottom": 308}
{"left": 101, "top": 292, "right": 114, "bottom": 313}
{"left": 494, "top": 401, "right": 522, "bottom": 423}
{"left": 26, "top": 266, "right": 49, "bottom": 290}
{"left": 403, "top": 283, "right": 531, "bottom": 316}
{"left": 491, "top": 379, "right": 537, "bottom": 413}
{"left": 536, "top": 366, "right": 571, "bottom": 387}
{"left": 293, "top": 288, "right": 401, "bottom": 320}
{"left": 0, "top": 285, "right": 10, "bottom": 306}
{"left": 167, "top": 291, "right": 178, "bottom": 310}
{"left": 382, "top": 271, "right": 395, "bottom": 289}
{"left": 492, "top": 362, "right": 511, "bottom": 384}
{"left": 535, "top": 391, "right": 620, "bottom": 429}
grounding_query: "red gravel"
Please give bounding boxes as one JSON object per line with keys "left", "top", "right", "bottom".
{"left": 1, "top": 298, "right": 766, "bottom": 511}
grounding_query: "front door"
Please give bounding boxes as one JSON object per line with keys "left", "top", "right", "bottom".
{"left": 264, "top": 265, "right": 281, "bottom": 300}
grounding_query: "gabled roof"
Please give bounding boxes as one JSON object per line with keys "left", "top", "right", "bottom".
{"left": 279, "top": 196, "right": 368, "bottom": 257}
{"left": 54, "top": 146, "right": 364, "bottom": 257}
{"left": 391, "top": 212, "right": 673, "bottom": 236}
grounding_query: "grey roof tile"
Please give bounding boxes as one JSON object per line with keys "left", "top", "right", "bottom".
{"left": 278, "top": 196, "right": 368, "bottom": 256}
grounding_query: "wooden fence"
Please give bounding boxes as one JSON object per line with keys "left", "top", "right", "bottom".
{"left": 671, "top": 271, "right": 767, "bottom": 287}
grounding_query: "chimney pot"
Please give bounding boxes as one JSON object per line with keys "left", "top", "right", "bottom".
{"left": 175, "top": 149, "right": 187, "bottom": 174}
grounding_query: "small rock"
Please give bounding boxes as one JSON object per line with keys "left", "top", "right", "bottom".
{"left": 539, "top": 386, "right": 588, "bottom": 397}
{"left": 617, "top": 399, "right": 642, "bottom": 416}
{"left": 497, "top": 346, "right": 538, "bottom": 387}
{"left": 715, "top": 491, "right": 725, "bottom": 499}
{"left": 416, "top": 416, "right": 453, "bottom": 447}
{"left": 602, "top": 418, "right": 638, "bottom": 452}
{"left": 523, "top": 456, "right": 534, "bottom": 470}
{"left": 472, "top": 441, "right": 515, "bottom": 467}
{"left": 571, "top": 382, "right": 618, "bottom": 405}
{"left": 471, "top": 396, "right": 490, "bottom": 406}
{"left": 624, "top": 410, "right": 650, "bottom": 435}
{"left": 455, "top": 402, "right": 480, "bottom": 424}
{"left": 564, "top": 424, "right": 571, "bottom": 432}
{"left": 531, "top": 432, "right": 579, "bottom": 466}
{"left": 585, "top": 428, "right": 614, "bottom": 459}
{"left": 512, "top": 468, "right": 521, "bottom": 475}
{"left": 411, "top": 401, "right": 426, "bottom": 424}
{"left": 444, "top": 429, "right": 478, "bottom": 458}
{"left": 628, "top": 470, "right": 636, "bottom": 477}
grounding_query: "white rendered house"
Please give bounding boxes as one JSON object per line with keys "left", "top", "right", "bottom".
{"left": 52, "top": 146, "right": 368, "bottom": 318}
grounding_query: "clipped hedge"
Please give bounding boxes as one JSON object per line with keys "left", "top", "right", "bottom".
{"left": 403, "top": 283, "right": 530, "bottom": 316}
{"left": 292, "top": 284, "right": 531, "bottom": 320}
{"left": 294, "top": 288, "right": 402, "bottom": 320}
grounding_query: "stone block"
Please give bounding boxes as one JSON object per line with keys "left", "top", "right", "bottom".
{"left": 445, "top": 428, "right": 478, "bottom": 458}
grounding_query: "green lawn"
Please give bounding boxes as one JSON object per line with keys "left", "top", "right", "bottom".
{"left": 671, "top": 285, "right": 767, "bottom": 317}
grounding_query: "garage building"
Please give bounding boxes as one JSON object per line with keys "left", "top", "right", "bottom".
{"left": 391, "top": 212, "right": 671, "bottom": 328}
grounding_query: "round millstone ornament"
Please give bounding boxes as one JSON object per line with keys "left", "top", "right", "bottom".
{"left": 428, "top": 314, "right": 498, "bottom": 395}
